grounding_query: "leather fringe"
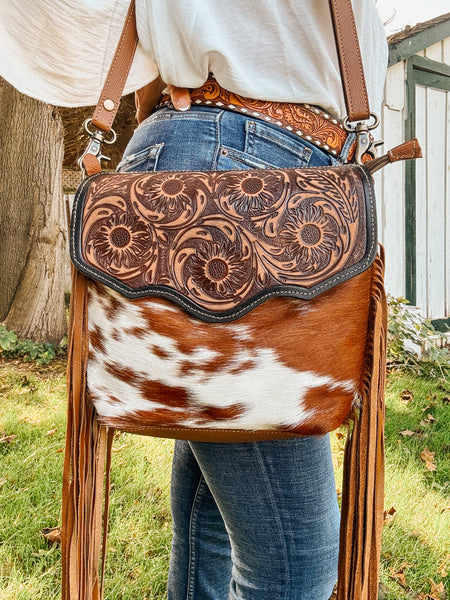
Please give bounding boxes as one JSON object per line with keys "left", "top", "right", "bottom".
{"left": 62, "top": 268, "right": 113, "bottom": 600}
{"left": 62, "top": 254, "right": 387, "bottom": 599}
{"left": 337, "top": 250, "right": 387, "bottom": 600}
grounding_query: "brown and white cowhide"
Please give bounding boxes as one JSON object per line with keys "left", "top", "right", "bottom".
{"left": 86, "top": 266, "right": 373, "bottom": 441}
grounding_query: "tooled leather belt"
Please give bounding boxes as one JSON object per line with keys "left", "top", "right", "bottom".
{"left": 158, "top": 77, "right": 359, "bottom": 161}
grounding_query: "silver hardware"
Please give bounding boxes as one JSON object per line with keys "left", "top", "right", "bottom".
{"left": 343, "top": 113, "right": 381, "bottom": 165}
{"left": 77, "top": 118, "right": 117, "bottom": 176}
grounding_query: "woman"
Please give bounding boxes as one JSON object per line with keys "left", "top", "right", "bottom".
{"left": 0, "top": 2, "right": 388, "bottom": 598}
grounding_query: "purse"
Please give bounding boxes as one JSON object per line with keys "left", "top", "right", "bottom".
{"left": 62, "top": 1, "right": 422, "bottom": 599}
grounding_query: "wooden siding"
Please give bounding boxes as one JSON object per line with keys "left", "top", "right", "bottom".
{"left": 379, "top": 35, "right": 450, "bottom": 319}
{"left": 415, "top": 84, "right": 449, "bottom": 318}
{"left": 376, "top": 61, "right": 406, "bottom": 298}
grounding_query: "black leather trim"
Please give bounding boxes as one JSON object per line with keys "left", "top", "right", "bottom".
{"left": 70, "top": 166, "right": 377, "bottom": 323}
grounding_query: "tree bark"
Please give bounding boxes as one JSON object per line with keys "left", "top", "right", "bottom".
{"left": 0, "top": 79, "right": 66, "bottom": 344}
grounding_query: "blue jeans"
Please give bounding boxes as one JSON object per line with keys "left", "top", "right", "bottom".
{"left": 119, "top": 106, "right": 351, "bottom": 600}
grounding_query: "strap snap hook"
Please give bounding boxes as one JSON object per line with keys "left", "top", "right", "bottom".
{"left": 343, "top": 113, "right": 381, "bottom": 165}
{"left": 77, "top": 119, "right": 117, "bottom": 176}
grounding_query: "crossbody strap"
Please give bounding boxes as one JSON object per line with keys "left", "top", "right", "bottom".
{"left": 329, "top": 0, "right": 370, "bottom": 121}
{"left": 88, "top": 0, "right": 370, "bottom": 135}
{"left": 91, "top": 0, "right": 138, "bottom": 133}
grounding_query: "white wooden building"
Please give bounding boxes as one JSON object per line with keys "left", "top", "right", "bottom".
{"left": 377, "top": 13, "right": 450, "bottom": 326}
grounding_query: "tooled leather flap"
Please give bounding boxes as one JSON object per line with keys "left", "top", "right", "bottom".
{"left": 70, "top": 165, "right": 377, "bottom": 322}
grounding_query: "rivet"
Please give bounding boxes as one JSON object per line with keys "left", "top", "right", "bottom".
{"left": 103, "top": 99, "right": 115, "bottom": 111}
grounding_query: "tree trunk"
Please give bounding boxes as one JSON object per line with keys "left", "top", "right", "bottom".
{"left": 0, "top": 79, "right": 66, "bottom": 344}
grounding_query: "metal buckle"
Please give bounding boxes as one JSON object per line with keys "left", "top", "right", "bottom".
{"left": 77, "top": 118, "right": 117, "bottom": 176}
{"left": 343, "top": 113, "right": 382, "bottom": 165}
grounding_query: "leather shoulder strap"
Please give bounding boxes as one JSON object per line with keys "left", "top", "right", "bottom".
{"left": 91, "top": 0, "right": 138, "bottom": 132}
{"left": 90, "top": 0, "right": 370, "bottom": 134}
{"left": 328, "top": 0, "right": 370, "bottom": 121}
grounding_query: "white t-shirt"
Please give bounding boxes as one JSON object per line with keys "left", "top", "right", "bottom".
{"left": 0, "top": 0, "right": 388, "bottom": 118}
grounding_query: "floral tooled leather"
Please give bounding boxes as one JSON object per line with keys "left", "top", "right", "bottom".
{"left": 71, "top": 165, "right": 376, "bottom": 321}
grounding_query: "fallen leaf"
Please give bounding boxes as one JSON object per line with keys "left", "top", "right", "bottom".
{"left": 399, "top": 430, "right": 416, "bottom": 437}
{"left": 400, "top": 389, "right": 414, "bottom": 404}
{"left": 0, "top": 434, "right": 18, "bottom": 444}
{"left": 45, "top": 428, "right": 57, "bottom": 437}
{"left": 389, "top": 569, "right": 407, "bottom": 587}
{"left": 383, "top": 506, "right": 397, "bottom": 525}
{"left": 425, "top": 461, "right": 437, "bottom": 472}
{"left": 389, "top": 562, "right": 412, "bottom": 588}
{"left": 419, "top": 412, "right": 437, "bottom": 425}
{"left": 429, "top": 578, "right": 445, "bottom": 599}
{"left": 423, "top": 402, "right": 438, "bottom": 412}
{"left": 42, "top": 527, "right": 61, "bottom": 545}
{"left": 437, "top": 554, "right": 450, "bottom": 578}
{"left": 421, "top": 447, "right": 436, "bottom": 462}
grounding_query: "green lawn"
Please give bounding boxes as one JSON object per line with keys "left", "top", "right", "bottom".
{"left": 0, "top": 358, "right": 449, "bottom": 599}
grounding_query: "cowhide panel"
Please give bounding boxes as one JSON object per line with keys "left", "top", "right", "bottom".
{"left": 86, "top": 260, "right": 373, "bottom": 440}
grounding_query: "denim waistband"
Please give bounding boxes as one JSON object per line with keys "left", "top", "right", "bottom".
{"left": 158, "top": 77, "right": 357, "bottom": 161}
{"left": 120, "top": 103, "right": 356, "bottom": 175}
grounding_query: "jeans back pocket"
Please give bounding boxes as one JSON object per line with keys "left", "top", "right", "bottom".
{"left": 116, "top": 143, "right": 164, "bottom": 173}
{"left": 244, "top": 120, "right": 313, "bottom": 169}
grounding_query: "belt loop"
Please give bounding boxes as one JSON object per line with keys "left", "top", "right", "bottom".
{"left": 338, "top": 132, "right": 356, "bottom": 165}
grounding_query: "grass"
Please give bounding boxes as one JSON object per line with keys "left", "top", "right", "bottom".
{"left": 1, "top": 357, "right": 449, "bottom": 599}
{"left": 378, "top": 372, "right": 450, "bottom": 599}
{"left": 0, "top": 358, "right": 172, "bottom": 600}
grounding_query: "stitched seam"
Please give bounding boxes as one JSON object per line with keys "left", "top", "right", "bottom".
{"left": 332, "top": 1, "right": 367, "bottom": 118}
{"left": 97, "top": 422, "right": 300, "bottom": 436}
{"left": 188, "top": 99, "right": 342, "bottom": 156}
{"left": 116, "top": 144, "right": 164, "bottom": 171}
{"left": 96, "top": 4, "right": 138, "bottom": 129}
{"left": 389, "top": 149, "right": 415, "bottom": 160}
{"left": 211, "top": 109, "right": 222, "bottom": 171}
{"left": 72, "top": 256, "right": 372, "bottom": 319}
{"left": 248, "top": 122, "right": 313, "bottom": 160}
{"left": 333, "top": 4, "right": 353, "bottom": 114}
{"left": 245, "top": 120, "right": 255, "bottom": 155}
{"left": 186, "top": 476, "right": 207, "bottom": 600}
{"left": 150, "top": 110, "right": 219, "bottom": 124}
{"left": 219, "top": 147, "right": 274, "bottom": 170}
